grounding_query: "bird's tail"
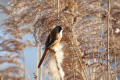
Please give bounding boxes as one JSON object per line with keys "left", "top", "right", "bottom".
{"left": 38, "top": 48, "right": 48, "bottom": 68}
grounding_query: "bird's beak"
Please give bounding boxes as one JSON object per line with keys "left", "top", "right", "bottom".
{"left": 62, "top": 28, "right": 64, "bottom": 31}
{"left": 61, "top": 26, "right": 64, "bottom": 30}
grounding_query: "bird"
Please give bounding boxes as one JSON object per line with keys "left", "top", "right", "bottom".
{"left": 38, "top": 25, "right": 63, "bottom": 68}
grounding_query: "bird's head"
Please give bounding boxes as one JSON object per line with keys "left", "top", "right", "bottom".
{"left": 55, "top": 25, "right": 64, "bottom": 32}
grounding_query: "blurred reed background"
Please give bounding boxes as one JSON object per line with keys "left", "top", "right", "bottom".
{"left": 0, "top": 0, "right": 120, "bottom": 80}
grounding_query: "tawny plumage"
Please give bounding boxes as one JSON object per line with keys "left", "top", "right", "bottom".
{"left": 38, "top": 25, "right": 63, "bottom": 68}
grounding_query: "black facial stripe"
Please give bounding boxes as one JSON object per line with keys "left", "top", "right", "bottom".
{"left": 55, "top": 26, "right": 62, "bottom": 33}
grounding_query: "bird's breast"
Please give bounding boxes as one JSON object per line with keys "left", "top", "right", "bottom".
{"left": 57, "top": 30, "right": 62, "bottom": 39}
{"left": 51, "top": 30, "right": 62, "bottom": 50}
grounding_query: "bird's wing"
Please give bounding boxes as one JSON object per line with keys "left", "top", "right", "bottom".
{"left": 38, "top": 31, "right": 57, "bottom": 68}
{"left": 45, "top": 30, "right": 57, "bottom": 48}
